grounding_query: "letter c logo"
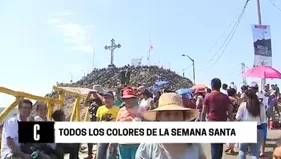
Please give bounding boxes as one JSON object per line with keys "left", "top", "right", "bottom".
{"left": 33, "top": 124, "right": 40, "bottom": 141}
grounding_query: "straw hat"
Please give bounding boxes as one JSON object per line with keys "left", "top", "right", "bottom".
{"left": 142, "top": 93, "right": 199, "bottom": 121}
{"left": 122, "top": 89, "right": 137, "bottom": 99}
{"left": 92, "top": 85, "right": 103, "bottom": 93}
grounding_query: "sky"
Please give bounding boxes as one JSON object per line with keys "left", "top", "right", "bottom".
{"left": 0, "top": 0, "right": 281, "bottom": 107}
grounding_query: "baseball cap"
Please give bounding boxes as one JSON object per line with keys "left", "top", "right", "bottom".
{"left": 249, "top": 82, "right": 259, "bottom": 88}
{"left": 102, "top": 91, "right": 114, "bottom": 97}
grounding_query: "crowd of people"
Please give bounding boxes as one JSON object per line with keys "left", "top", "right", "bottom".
{"left": 1, "top": 78, "right": 281, "bottom": 159}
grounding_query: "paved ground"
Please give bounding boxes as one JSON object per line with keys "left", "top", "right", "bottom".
{"left": 64, "top": 129, "right": 281, "bottom": 159}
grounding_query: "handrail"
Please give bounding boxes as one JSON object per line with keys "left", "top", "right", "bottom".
{"left": 0, "top": 87, "right": 63, "bottom": 122}
{"left": 0, "top": 86, "right": 89, "bottom": 123}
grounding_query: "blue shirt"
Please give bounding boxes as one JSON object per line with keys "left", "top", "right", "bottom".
{"left": 267, "top": 98, "right": 277, "bottom": 110}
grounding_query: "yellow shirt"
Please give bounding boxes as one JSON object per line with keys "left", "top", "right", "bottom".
{"left": 96, "top": 105, "right": 120, "bottom": 121}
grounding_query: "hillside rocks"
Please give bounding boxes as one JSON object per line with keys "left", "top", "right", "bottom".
{"left": 56, "top": 65, "right": 193, "bottom": 121}
{"left": 58, "top": 65, "right": 193, "bottom": 90}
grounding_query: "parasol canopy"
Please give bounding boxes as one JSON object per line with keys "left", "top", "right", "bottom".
{"left": 190, "top": 84, "right": 208, "bottom": 90}
{"left": 242, "top": 66, "right": 281, "bottom": 79}
{"left": 176, "top": 88, "right": 193, "bottom": 95}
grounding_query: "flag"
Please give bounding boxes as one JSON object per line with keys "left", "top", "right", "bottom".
{"left": 147, "top": 41, "right": 153, "bottom": 63}
{"left": 148, "top": 42, "right": 154, "bottom": 53}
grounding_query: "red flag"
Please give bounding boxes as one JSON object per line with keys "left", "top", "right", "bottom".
{"left": 148, "top": 42, "right": 153, "bottom": 52}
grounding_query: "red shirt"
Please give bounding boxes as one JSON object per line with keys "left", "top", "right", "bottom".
{"left": 203, "top": 91, "right": 231, "bottom": 121}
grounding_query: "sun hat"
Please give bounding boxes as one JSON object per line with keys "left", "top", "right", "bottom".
{"left": 122, "top": 86, "right": 133, "bottom": 91}
{"left": 142, "top": 93, "right": 199, "bottom": 121}
{"left": 249, "top": 82, "right": 259, "bottom": 88}
{"left": 92, "top": 85, "right": 103, "bottom": 93}
{"left": 121, "top": 89, "right": 137, "bottom": 99}
{"left": 229, "top": 83, "right": 237, "bottom": 91}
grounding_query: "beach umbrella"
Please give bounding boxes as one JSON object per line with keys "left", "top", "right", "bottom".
{"left": 155, "top": 81, "right": 169, "bottom": 87}
{"left": 242, "top": 66, "right": 281, "bottom": 79}
{"left": 191, "top": 84, "right": 208, "bottom": 90}
{"left": 176, "top": 88, "right": 193, "bottom": 95}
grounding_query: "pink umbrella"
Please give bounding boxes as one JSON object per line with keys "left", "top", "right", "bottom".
{"left": 242, "top": 66, "right": 281, "bottom": 79}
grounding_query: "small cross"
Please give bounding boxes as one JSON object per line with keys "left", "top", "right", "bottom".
{"left": 105, "top": 39, "right": 121, "bottom": 66}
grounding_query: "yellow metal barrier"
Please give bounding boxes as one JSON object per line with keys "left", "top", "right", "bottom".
{"left": 0, "top": 86, "right": 91, "bottom": 122}
{"left": 0, "top": 87, "right": 64, "bottom": 122}
{"left": 52, "top": 86, "right": 84, "bottom": 121}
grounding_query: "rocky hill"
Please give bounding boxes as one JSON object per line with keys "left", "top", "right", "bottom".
{"left": 57, "top": 65, "right": 193, "bottom": 90}
{"left": 0, "top": 66, "right": 192, "bottom": 149}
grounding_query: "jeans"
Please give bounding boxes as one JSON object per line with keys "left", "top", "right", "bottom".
{"left": 118, "top": 144, "right": 139, "bottom": 159}
{"left": 211, "top": 143, "right": 223, "bottom": 159}
{"left": 96, "top": 143, "right": 117, "bottom": 159}
{"left": 239, "top": 129, "right": 264, "bottom": 159}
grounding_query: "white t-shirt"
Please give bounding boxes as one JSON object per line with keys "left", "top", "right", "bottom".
{"left": 136, "top": 143, "right": 205, "bottom": 159}
{"left": 1, "top": 115, "right": 21, "bottom": 159}
{"left": 256, "top": 92, "right": 269, "bottom": 107}
{"left": 139, "top": 98, "right": 153, "bottom": 110}
{"left": 221, "top": 89, "right": 228, "bottom": 95}
{"left": 34, "top": 115, "right": 51, "bottom": 121}
{"left": 236, "top": 102, "right": 267, "bottom": 125}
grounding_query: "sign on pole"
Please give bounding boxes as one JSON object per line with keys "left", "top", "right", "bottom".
{"left": 252, "top": 25, "right": 272, "bottom": 67}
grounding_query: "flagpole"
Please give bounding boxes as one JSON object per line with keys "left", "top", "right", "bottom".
{"left": 92, "top": 46, "right": 95, "bottom": 71}
{"left": 147, "top": 28, "right": 151, "bottom": 66}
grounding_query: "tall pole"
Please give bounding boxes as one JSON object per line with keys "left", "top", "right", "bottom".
{"left": 81, "top": 70, "right": 86, "bottom": 77}
{"left": 257, "top": 0, "right": 262, "bottom": 25}
{"left": 257, "top": 0, "right": 266, "bottom": 89}
{"left": 147, "top": 28, "right": 152, "bottom": 66}
{"left": 111, "top": 40, "right": 114, "bottom": 65}
{"left": 192, "top": 60, "right": 195, "bottom": 84}
{"left": 241, "top": 62, "right": 247, "bottom": 85}
{"left": 92, "top": 46, "right": 95, "bottom": 71}
{"left": 69, "top": 72, "right": 73, "bottom": 83}
{"left": 182, "top": 54, "right": 196, "bottom": 84}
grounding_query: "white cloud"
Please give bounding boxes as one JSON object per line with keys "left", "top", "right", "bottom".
{"left": 48, "top": 12, "right": 94, "bottom": 53}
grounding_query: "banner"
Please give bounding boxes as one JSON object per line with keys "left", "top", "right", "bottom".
{"left": 131, "top": 58, "right": 142, "bottom": 66}
{"left": 252, "top": 25, "right": 272, "bottom": 67}
{"left": 19, "top": 121, "right": 257, "bottom": 143}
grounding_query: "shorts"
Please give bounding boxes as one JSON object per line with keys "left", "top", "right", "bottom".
{"left": 266, "top": 109, "right": 275, "bottom": 120}
{"left": 260, "top": 123, "right": 267, "bottom": 140}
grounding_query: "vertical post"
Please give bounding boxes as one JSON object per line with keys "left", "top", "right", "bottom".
{"left": 257, "top": 0, "right": 265, "bottom": 89}
{"left": 192, "top": 60, "right": 196, "bottom": 84}
{"left": 92, "top": 46, "right": 95, "bottom": 71}
{"left": 111, "top": 39, "right": 114, "bottom": 65}
{"left": 257, "top": 0, "right": 262, "bottom": 25}
{"left": 69, "top": 72, "right": 73, "bottom": 83}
